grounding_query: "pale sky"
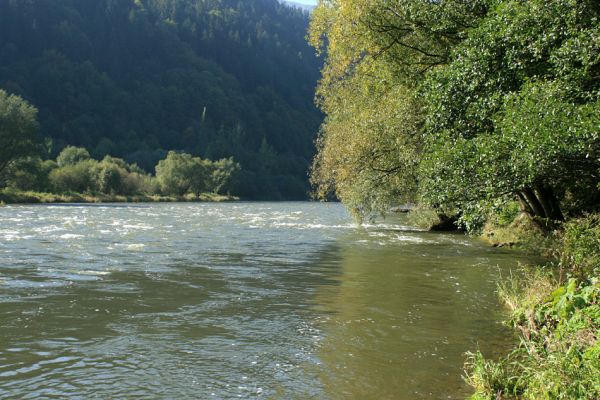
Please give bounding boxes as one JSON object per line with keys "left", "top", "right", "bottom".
{"left": 293, "top": 0, "right": 317, "bottom": 5}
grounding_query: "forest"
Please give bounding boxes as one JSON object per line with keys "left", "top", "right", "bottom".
{"left": 309, "top": 0, "right": 599, "bottom": 398}
{"left": 0, "top": 0, "right": 322, "bottom": 199}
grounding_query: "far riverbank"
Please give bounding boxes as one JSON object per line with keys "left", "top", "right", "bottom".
{"left": 0, "top": 188, "right": 237, "bottom": 205}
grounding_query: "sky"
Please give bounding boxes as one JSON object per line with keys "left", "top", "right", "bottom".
{"left": 292, "top": 0, "right": 317, "bottom": 5}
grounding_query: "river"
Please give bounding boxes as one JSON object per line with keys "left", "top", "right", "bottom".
{"left": 0, "top": 202, "right": 526, "bottom": 399}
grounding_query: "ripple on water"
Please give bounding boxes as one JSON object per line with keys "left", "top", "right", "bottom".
{"left": 0, "top": 203, "right": 528, "bottom": 399}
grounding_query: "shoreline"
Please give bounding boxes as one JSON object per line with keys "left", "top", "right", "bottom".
{"left": 0, "top": 189, "right": 237, "bottom": 205}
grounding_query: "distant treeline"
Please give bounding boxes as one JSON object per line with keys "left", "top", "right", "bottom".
{"left": 2, "top": 144, "right": 238, "bottom": 199}
{"left": 0, "top": 0, "right": 322, "bottom": 199}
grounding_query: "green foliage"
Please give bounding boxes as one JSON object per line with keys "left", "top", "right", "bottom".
{"left": 562, "top": 215, "right": 600, "bottom": 278}
{"left": 467, "top": 217, "right": 600, "bottom": 399}
{"left": 56, "top": 146, "right": 91, "bottom": 167}
{"left": 155, "top": 151, "right": 237, "bottom": 197}
{"left": 208, "top": 157, "right": 240, "bottom": 194}
{"left": 308, "top": 0, "right": 494, "bottom": 216}
{"left": 495, "top": 202, "right": 521, "bottom": 228}
{"left": 94, "top": 161, "right": 125, "bottom": 195}
{"left": 0, "top": 89, "right": 39, "bottom": 177}
{"left": 405, "top": 207, "right": 444, "bottom": 230}
{"left": 311, "top": 0, "right": 598, "bottom": 221}
{"left": 0, "top": 0, "right": 322, "bottom": 199}
{"left": 461, "top": 198, "right": 522, "bottom": 234}
{"left": 469, "top": 278, "right": 600, "bottom": 399}
{"left": 420, "top": 0, "right": 600, "bottom": 220}
{"left": 156, "top": 151, "right": 195, "bottom": 196}
{"left": 49, "top": 159, "right": 97, "bottom": 193}
{"left": 2, "top": 157, "right": 56, "bottom": 192}
{"left": 47, "top": 150, "right": 158, "bottom": 195}
{"left": 4, "top": 143, "right": 234, "bottom": 199}
{"left": 464, "top": 350, "right": 520, "bottom": 399}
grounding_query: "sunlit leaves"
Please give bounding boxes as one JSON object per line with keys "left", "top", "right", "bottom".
{"left": 421, "top": 0, "right": 600, "bottom": 216}
{"left": 309, "top": 0, "right": 485, "bottom": 218}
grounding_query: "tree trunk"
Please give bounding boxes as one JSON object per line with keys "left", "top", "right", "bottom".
{"left": 516, "top": 192, "right": 534, "bottom": 215}
{"left": 521, "top": 187, "right": 547, "bottom": 219}
{"left": 517, "top": 185, "right": 564, "bottom": 228}
{"left": 536, "top": 185, "right": 564, "bottom": 222}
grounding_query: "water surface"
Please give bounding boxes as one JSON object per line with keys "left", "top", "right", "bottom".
{"left": 0, "top": 203, "right": 525, "bottom": 399}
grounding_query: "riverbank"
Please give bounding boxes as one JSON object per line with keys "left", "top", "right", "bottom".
{"left": 465, "top": 215, "right": 600, "bottom": 399}
{"left": 0, "top": 188, "right": 237, "bottom": 204}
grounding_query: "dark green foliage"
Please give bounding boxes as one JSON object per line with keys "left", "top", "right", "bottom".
{"left": 0, "top": 0, "right": 322, "bottom": 199}
{"left": 562, "top": 215, "right": 600, "bottom": 278}
{"left": 94, "top": 160, "right": 126, "bottom": 195}
{"left": 0, "top": 89, "right": 39, "bottom": 176}
{"left": 208, "top": 157, "right": 240, "bottom": 194}
{"left": 3, "top": 142, "right": 237, "bottom": 198}
{"left": 155, "top": 150, "right": 238, "bottom": 196}
{"left": 420, "top": 0, "right": 600, "bottom": 225}
{"left": 2, "top": 157, "right": 56, "bottom": 192}
{"left": 311, "top": 0, "right": 599, "bottom": 223}
{"left": 45, "top": 147, "right": 155, "bottom": 195}
{"left": 156, "top": 151, "right": 197, "bottom": 196}
{"left": 49, "top": 159, "right": 97, "bottom": 193}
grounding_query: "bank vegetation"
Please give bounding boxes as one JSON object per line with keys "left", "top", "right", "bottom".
{"left": 309, "top": 0, "right": 599, "bottom": 398}
{"left": 0, "top": 93, "right": 239, "bottom": 204}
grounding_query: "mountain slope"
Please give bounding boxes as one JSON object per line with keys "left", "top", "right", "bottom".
{"left": 0, "top": 0, "right": 322, "bottom": 199}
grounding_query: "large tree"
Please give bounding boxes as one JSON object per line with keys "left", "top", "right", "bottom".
{"left": 310, "top": 0, "right": 599, "bottom": 226}
{"left": 0, "top": 89, "right": 39, "bottom": 178}
{"left": 308, "top": 0, "right": 488, "bottom": 218}
{"left": 420, "top": 0, "right": 600, "bottom": 225}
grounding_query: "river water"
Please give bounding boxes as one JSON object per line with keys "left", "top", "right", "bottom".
{"left": 0, "top": 202, "right": 526, "bottom": 399}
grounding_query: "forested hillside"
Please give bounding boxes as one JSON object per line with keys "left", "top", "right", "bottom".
{"left": 0, "top": 0, "right": 321, "bottom": 199}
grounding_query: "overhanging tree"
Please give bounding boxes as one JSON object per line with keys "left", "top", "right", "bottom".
{"left": 420, "top": 0, "right": 600, "bottom": 225}
{"left": 308, "top": 0, "right": 487, "bottom": 219}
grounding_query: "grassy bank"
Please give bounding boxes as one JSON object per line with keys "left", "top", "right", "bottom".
{"left": 465, "top": 215, "right": 600, "bottom": 399}
{"left": 0, "top": 188, "right": 236, "bottom": 204}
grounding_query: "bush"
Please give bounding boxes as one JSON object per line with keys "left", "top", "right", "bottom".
{"left": 56, "top": 146, "right": 91, "bottom": 167}
{"left": 2, "top": 157, "right": 57, "bottom": 192}
{"left": 156, "top": 151, "right": 234, "bottom": 197}
{"left": 121, "top": 172, "right": 159, "bottom": 195}
{"left": 4, "top": 146, "right": 236, "bottom": 199}
{"left": 93, "top": 161, "right": 125, "bottom": 194}
{"left": 466, "top": 214, "right": 600, "bottom": 399}
{"left": 562, "top": 215, "right": 600, "bottom": 278}
{"left": 49, "top": 159, "right": 98, "bottom": 193}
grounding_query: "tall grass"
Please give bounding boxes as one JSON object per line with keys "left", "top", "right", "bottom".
{"left": 465, "top": 215, "right": 600, "bottom": 399}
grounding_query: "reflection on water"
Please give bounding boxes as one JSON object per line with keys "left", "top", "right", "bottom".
{"left": 0, "top": 203, "right": 528, "bottom": 399}
{"left": 312, "top": 234, "right": 521, "bottom": 399}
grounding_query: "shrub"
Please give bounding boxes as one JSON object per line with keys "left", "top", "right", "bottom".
{"left": 3, "top": 157, "right": 57, "bottom": 192}
{"left": 56, "top": 146, "right": 91, "bottom": 167}
{"left": 466, "top": 214, "right": 600, "bottom": 399}
{"left": 562, "top": 215, "right": 600, "bottom": 278}
{"left": 49, "top": 159, "right": 98, "bottom": 193}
